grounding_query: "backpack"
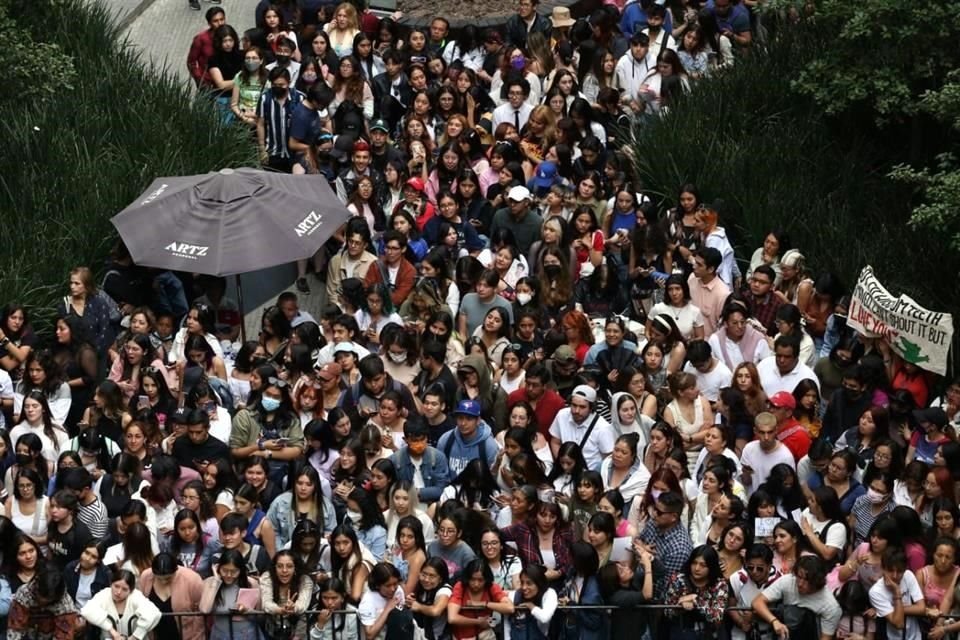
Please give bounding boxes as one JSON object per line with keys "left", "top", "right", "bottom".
{"left": 758, "top": 603, "right": 819, "bottom": 640}
{"left": 384, "top": 606, "right": 415, "bottom": 640}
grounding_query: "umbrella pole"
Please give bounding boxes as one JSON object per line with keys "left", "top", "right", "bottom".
{"left": 236, "top": 274, "right": 247, "bottom": 343}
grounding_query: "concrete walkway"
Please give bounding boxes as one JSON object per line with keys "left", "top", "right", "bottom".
{"left": 111, "top": 0, "right": 330, "bottom": 338}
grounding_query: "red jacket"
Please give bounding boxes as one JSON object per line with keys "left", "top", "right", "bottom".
{"left": 508, "top": 387, "right": 567, "bottom": 439}
{"left": 187, "top": 29, "right": 215, "bottom": 87}
{"left": 363, "top": 257, "right": 416, "bottom": 308}
{"left": 778, "top": 417, "right": 811, "bottom": 462}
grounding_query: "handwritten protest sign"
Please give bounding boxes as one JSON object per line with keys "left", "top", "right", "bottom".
{"left": 847, "top": 266, "right": 954, "bottom": 375}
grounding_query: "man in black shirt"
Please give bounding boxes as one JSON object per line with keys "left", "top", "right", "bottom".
{"left": 411, "top": 340, "right": 457, "bottom": 413}
{"left": 172, "top": 408, "right": 231, "bottom": 472}
{"left": 213, "top": 513, "right": 271, "bottom": 576}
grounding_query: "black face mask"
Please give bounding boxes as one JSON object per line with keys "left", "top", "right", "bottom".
{"left": 544, "top": 264, "right": 562, "bottom": 279}
{"left": 275, "top": 54, "right": 290, "bottom": 66}
{"left": 271, "top": 87, "right": 288, "bottom": 99}
{"left": 16, "top": 453, "right": 32, "bottom": 466}
{"left": 843, "top": 386, "right": 863, "bottom": 401}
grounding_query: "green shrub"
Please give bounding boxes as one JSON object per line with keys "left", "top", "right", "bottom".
{"left": 0, "top": 0, "right": 256, "bottom": 332}
{"left": 626, "top": 26, "right": 960, "bottom": 318}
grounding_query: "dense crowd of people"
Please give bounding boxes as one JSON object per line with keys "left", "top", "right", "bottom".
{"left": 0, "top": 0, "right": 956, "bottom": 639}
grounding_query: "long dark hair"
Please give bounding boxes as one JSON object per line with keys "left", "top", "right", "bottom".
{"left": 269, "top": 550, "right": 307, "bottom": 603}
{"left": 170, "top": 508, "right": 208, "bottom": 558}
{"left": 215, "top": 548, "right": 250, "bottom": 605}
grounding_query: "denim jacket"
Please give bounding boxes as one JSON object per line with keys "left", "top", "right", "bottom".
{"left": 266, "top": 491, "right": 337, "bottom": 549}
{"left": 389, "top": 446, "right": 450, "bottom": 503}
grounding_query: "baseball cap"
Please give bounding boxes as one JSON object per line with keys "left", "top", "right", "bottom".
{"left": 370, "top": 118, "right": 389, "bottom": 133}
{"left": 507, "top": 185, "right": 532, "bottom": 202}
{"left": 913, "top": 407, "right": 948, "bottom": 428}
{"left": 405, "top": 177, "right": 426, "bottom": 193}
{"left": 454, "top": 399, "right": 482, "bottom": 417}
{"left": 571, "top": 384, "right": 597, "bottom": 404}
{"left": 533, "top": 162, "right": 558, "bottom": 188}
{"left": 768, "top": 391, "right": 796, "bottom": 411}
{"left": 315, "top": 362, "right": 342, "bottom": 382}
{"left": 553, "top": 345, "right": 576, "bottom": 362}
{"left": 333, "top": 343, "right": 360, "bottom": 356}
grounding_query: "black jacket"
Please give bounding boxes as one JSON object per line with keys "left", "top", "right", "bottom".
{"left": 504, "top": 12, "right": 551, "bottom": 50}
{"left": 64, "top": 558, "right": 111, "bottom": 604}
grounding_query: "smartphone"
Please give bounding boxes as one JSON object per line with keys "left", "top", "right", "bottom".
{"left": 138, "top": 395, "right": 149, "bottom": 408}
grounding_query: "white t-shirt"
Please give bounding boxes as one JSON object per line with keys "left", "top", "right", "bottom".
{"left": 358, "top": 586, "right": 405, "bottom": 640}
{"left": 869, "top": 570, "right": 923, "bottom": 640}
{"left": 548, "top": 408, "right": 615, "bottom": 470}
{"left": 756, "top": 357, "right": 820, "bottom": 397}
{"left": 729, "top": 571, "right": 768, "bottom": 640}
{"left": 801, "top": 508, "right": 846, "bottom": 552}
{"left": 648, "top": 302, "right": 704, "bottom": 341}
{"left": 0, "top": 369, "right": 13, "bottom": 429}
{"left": 761, "top": 574, "right": 842, "bottom": 636}
{"left": 739, "top": 441, "right": 795, "bottom": 495}
{"left": 683, "top": 359, "right": 733, "bottom": 403}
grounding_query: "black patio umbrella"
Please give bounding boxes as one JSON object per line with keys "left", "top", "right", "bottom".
{"left": 111, "top": 167, "right": 350, "bottom": 339}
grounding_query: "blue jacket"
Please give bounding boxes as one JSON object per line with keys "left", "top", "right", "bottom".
{"left": 390, "top": 446, "right": 451, "bottom": 503}
{"left": 561, "top": 576, "right": 607, "bottom": 640}
{"left": 266, "top": 491, "right": 337, "bottom": 549}
{"left": 436, "top": 421, "right": 499, "bottom": 478}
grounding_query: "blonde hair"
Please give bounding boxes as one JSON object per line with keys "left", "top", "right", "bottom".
{"left": 332, "top": 2, "right": 359, "bottom": 31}
{"left": 528, "top": 104, "right": 557, "bottom": 145}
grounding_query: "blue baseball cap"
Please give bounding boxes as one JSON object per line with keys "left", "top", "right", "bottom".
{"left": 454, "top": 399, "right": 482, "bottom": 418}
{"left": 533, "top": 161, "right": 558, "bottom": 188}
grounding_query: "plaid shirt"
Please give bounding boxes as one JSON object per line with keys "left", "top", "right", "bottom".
{"left": 501, "top": 521, "right": 574, "bottom": 577}
{"left": 746, "top": 291, "right": 784, "bottom": 336}
{"left": 640, "top": 520, "right": 693, "bottom": 598}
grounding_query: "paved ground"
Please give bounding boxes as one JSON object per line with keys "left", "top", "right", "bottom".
{"left": 123, "top": 0, "right": 258, "bottom": 83}
{"left": 114, "top": 0, "right": 330, "bottom": 337}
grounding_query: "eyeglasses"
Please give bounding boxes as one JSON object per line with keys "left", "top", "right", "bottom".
{"left": 385, "top": 244, "right": 403, "bottom": 252}
{"left": 438, "top": 528, "right": 457, "bottom": 535}
{"left": 745, "top": 565, "right": 767, "bottom": 572}
{"left": 481, "top": 541, "right": 500, "bottom": 547}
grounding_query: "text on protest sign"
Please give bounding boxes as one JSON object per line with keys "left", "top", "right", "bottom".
{"left": 846, "top": 266, "right": 954, "bottom": 375}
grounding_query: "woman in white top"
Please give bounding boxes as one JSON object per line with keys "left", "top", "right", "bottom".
{"left": 9, "top": 390, "right": 69, "bottom": 468}
{"left": 13, "top": 354, "right": 72, "bottom": 429}
{"left": 80, "top": 569, "right": 162, "bottom": 639}
{"left": 646, "top": 274, "right": 705, "bottom": 341}
{"left": 323, "top": 2, "right": 361, "bottom": 59}
{"left": 472, "top": 308, "right": 512, "bottom": 371}
{"left": 663, "top": 372, "right": 713, "bottom": 474}
{"left": 384, "top": 482, "right": 435, "bottom": 546}
{"left": 600, "top": 433, "right": 650, "bottom": 504}
{"left": 169, "top": 302, "right": 225, "bottom": 364}
{"left": 355, "top": 284, "right": 403, "bottom": 348}
{"left": 6, "top": 467, "right": 49, "bottom": 545}
{"left": 497, "top": 345, "right": 526, "bottom": 395}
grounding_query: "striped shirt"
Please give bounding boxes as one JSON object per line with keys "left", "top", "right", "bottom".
{"left": 78, "top": 497, "right": 109, "bottom": 539}
{"left": 257, "top": 88, "right": 304, "bottom": 159}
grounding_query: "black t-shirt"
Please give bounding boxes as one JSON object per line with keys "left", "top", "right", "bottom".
{"left": 48, "top": 519, "right": 92, "bottom": 571}
{"left": 172, "top": 434, "right": 231, "bottom": 472}
{"left": 414, "top": 365, "right": 458, "bottom": 415}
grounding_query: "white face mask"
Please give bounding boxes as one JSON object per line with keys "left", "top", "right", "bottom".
{"left": 346, "top": 509, "right": 363, "bottom": 524}
{"left": 516, "top": 293, "right": 532, "bottom": 306}
{"left": 388, "top": 351, "right": 408, "bottom": 364}
{"left": 650, "top": 489, "right": 663, "bottom": 501}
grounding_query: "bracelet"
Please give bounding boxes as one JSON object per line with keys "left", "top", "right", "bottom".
{"left": 0, "top": 338, "right": 8, "bottom": 347}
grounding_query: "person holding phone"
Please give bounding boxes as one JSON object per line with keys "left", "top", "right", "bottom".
{"left": 200, "top": 548, "right": 263, "bottom": 640}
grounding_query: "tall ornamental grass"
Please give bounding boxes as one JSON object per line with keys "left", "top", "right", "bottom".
{"left": 0, "top": 0, "right": 256, "bottom": 332}
{"left": 626, "top": 26, "right": 960, "bottom": 324}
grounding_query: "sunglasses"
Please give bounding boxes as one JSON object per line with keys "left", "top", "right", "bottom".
{"left": 267, "top": 377, "right": 288, "bottom": 388}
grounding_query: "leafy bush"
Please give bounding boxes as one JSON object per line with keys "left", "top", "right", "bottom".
{"left": 626, "top": 25, "right": 960, "bottom": 318}
{"left": 0, "top": 0, "right": 256, "bottom": 331}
